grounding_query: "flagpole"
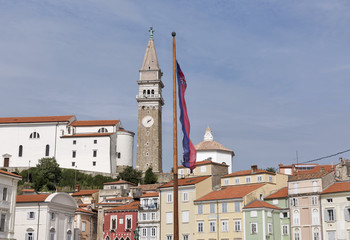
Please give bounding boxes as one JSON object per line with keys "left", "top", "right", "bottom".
{"left": 172, "top": 31, "right": 179, "bottom": 240}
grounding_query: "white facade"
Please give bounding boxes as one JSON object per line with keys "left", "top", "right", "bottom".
{"left": 138, "top": 193, "right": 160, "bottom": 240}
{"left": 14, "top": 192, "right": 77, "bottom": 240}
{"left": 0, "top": 170, "right": 21, "bottom": 240}
{"left": 0, "top": 116, "right": 134, "bottom": 174}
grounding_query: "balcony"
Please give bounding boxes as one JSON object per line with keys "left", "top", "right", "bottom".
{"left": 139, "top": 204, "right": 159, "bottom": 211}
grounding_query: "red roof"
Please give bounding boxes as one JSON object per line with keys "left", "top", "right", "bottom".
{"left": 322, "top": 182, "right": 350, "bottom": 194}
{"left": 17, "top": 194, "right": 50, "bottom": 203}
{"left": 223, "top": 169, "right": 274, "bottom": 178}
{"left": 61, "top": 133, "right": 113, "bottom": 138}
{"left": 75, "top": 208, "right": 95, "bottom": 214}
{"left": 244, "top": 200, "right": 281, "bottom": 210}
{"left": 0, "top": 170, "right": 22, "bottom": 179}
{"left": 179, "top": 159, "right": 229, "bottom": 168}
{"left": 294, "top": 165, "right": 333, "bottom": 175}
{"left": 104, "top": 180, "right": 136, "bottom": 186}
{"left": 22, "top": 189, "right": 35, "bottom": 192}
{"left": 0, "top": 115, "right": 75, "bottom": 124}
{"left": 70, "top": 120, "right": 120, "bottom": 127}
{"left": 141, "top": 192, "right": 159, "bottom": 198}
{"left": 139, "top": 183, "right": 163, "bottom": 191}
{"left": 195, "top": 184, "right": 265, "bottom": 202}
{"left": 105, "top": 197, "right": 132, "bottom": 201}
{"left": 159, "top": 176, "right": 211, "bottom": 189}
{"left": 289, "top": 171, "right": 332, "bottom": 181}
{"left": 264, "top": 187, "right": 288, "bottom": 199}
{"left": 106, "top": 201, "right": 140, "bottom": 211}
{"left": 72, "top": 189, "right": 99, "bottom": 196}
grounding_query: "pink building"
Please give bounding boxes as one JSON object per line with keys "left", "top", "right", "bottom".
{"left": 103, "top": 201, "right": 140, "bottom": 240}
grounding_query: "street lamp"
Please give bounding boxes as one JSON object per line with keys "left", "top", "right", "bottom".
{"left": 133, "top": 226, "right": 140, "bottom": 240}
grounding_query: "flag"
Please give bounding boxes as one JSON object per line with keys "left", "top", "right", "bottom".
{"left": 176, "top": 61, "right": 197, "bottom": 171}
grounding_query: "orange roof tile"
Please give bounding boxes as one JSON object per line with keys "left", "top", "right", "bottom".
{"left": 322, "top": 182, "right": 350, "bottom": 194}
{"left": 244, "top": 200, "right": 281, "bottom": 210}
{"left": 75, "top": 208, "right": 95, "bottom": 214}
{"left": 0, "top": 115, "right": 75, "bottom": 124}
{"left": 17, "top": 194, "right": 50, "bottom": 203}
{"left": 72, "top": 189, "right": 99, "bottom": 196}
{"left": 22, "top": 189, "right": 35, "bottom": 192}
{"left": 223, "top": 169, "right": 274, "bottom": 178}
{"left": 70, "top": 120, "right": 120, "bottom": 127}
{"left": 106, "top": 197, "right": 132, "bottom": 201}
{"left": 264, "top": 187, "right": 288, "bottom": 199}
{"left": 61, "top": 133, "right": 113, "bottom": 138}
{"left": 159, "top": 176, "right": 211, "bottom": 189}
{"left": 104, "top": 180, "right": 136, "bottom": 186}
{"left": 195, "top": 140, "right": 234, "bottom": 153}
{"left": 0, "top": 170, "right": 22, "bottom": 179}
{"left": 106, "top": 201, "right": 140, "bottom": 211}
{"left": 139, "top": 183, "right": 163, "bottom": 191}
{"left": 294, "top": 165, "right": 333, "bottom": 175}
{"left": 195, "top": 184, "right": 265, "bottom": 202}
{"left": 141, "top": 192, "right": 159, "bottom": 198}
{"left": 289, "top": 171, "right": 332, "bottom": 181}
{"left": 179, "top": 159, "right": 229, "bottom": 168}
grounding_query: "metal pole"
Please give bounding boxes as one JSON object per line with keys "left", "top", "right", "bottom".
{"left": 172, "top": 31, "right": 179, "bottom": 240}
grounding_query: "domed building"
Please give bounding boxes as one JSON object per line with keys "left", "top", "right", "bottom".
{"left": 195, "top": 127, "right": 235, "bottom": 173}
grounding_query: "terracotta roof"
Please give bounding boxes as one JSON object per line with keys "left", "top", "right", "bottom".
{"left": 139, "top": 183, "right": 163, "bottom": 191}
{"left": 78, "top": 203, "right": 89, "bottom": 207}
{"left": 104, "top": 180, "right": 137, "bottom": 186}
{"left": 72, "top": 189, "right": 99, "bottom": 196}
{"left": 17, "top": 194, "right": 50, "bottom": 203}
{"left": 244, "top": 200, "right": 281, "bottom": 210}
{"left": 106, "top": 201, "right": 140, "bottom": 211}
{"left": 75, "top": 208, "right": 95, "bottom": 214}
{"left": 22, "top": 189, "right": 35, "bottom": 192}
{"left": 97, "top": 202, "right": 124, "bottom": 206}
{"left": 289, "top": 171, "right": 333, "bottom": 181}
{"left": 141, "top": 192, "right": 159, "bottom": 198}
{"left": 322, "top": 182, "right": 350, "bottom": 194}
{"left": 195, "top": 140, "right": 233, "bottom": 153}
{"left": 195, "top": 184, "right": 265, "bottom": 202}
{"left": 294, "top": 165, "right": 333, "bottom": 175}
{"left": 0, "top": 115, "right": 75, "bottom": 124}
{"left": 105, "top": 197, "right": 132, "bottom": 201}
{"left": 0, "top": 170, "right": 22, "bottom": 179}
{"left": 223, "top": 169, "right": 274, "bottom": 178}
{"left": 179, "top": 159, "right": 229, "bottom": 168}
{"left": 159, "top": 176, "right": 211, "bottom": 189}
{"left": 61, "top": 133, "right": 113, "bottom": 138}
{"left": 264, "top": 187, "right": 288, "bottom": 199}
{"left": 70, "top": 120, "right": 120, "bottom": 127}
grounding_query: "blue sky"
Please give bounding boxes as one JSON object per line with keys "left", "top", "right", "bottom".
{"left": 1, "top": 0, "right": 350, "bottom": 172}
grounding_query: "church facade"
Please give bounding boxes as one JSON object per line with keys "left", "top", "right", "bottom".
{"left": 0, "top": 115, "right": 134, "bottom": 174}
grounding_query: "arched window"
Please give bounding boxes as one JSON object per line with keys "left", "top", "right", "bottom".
{"left": 45, "top": 145, "right": 50, "bottom": 157}
{"left": 67, "top": 230, "right": 72, "bottom": 240}
{"left": 49, "top": 228, "right": 55, "bottom": 240}
{"left": 143, "top": 90, "right": 146, "bottom": 95}
{"left": 29, "top": 132, "right": 40, "bottom": 139}
{"left": 19, "top": 145, "right": 23, "bottom": 157}
{"left": 147, "top": 89, "right": 150, "bottom": 95}
{"left": 151, "top": 89, "right": 154, "bottom": 94}
{"left": 105, "top": 237, "right": 110, "bottom": 240}
{"left": 98, "top": 128, "right": 108, "bottom": 133}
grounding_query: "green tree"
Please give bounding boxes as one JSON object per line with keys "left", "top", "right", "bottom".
{"left": 143, "top": 167, "right": 158, "bottom": 184}
{"left": 118, "top": 166, "right": 142, "bottom": 185}
{"left": 265, "top": 167, "right": 276, "bottom": 173}
{"left": 32, "top": 158, "right": 62, "bottom": 191}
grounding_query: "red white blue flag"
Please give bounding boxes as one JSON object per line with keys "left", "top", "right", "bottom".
{"left": 177, "top": 61, "right": 196, "bottom": 171}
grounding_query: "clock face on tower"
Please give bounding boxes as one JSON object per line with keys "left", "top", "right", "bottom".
{"left": 142, "top": 116, "right": 154, "bottom": 127}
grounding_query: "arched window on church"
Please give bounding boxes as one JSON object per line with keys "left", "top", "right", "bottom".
{"left": 98, "top": 128, "right": 108, "bottom": 133}
{"left": 151, "top": 89, "right": 154, "bottom": 95}
{"left": 30, "top": 132, "right": 40, "bottom": 139}
{"left": 19, "top": 145, "right": 23, "bottom": 157}
{"left": 45, "top": 145, "right": 50, "bottom": 157}
{"left": 147, "top": 89, "right": 150, "bottom": 95}
{"left": 143, "top": 90, "right": 146, "bottom": 96}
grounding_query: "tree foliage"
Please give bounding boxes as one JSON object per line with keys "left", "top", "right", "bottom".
{"left": 118, "top": 166, "right": 143, "bottom": 185}
{"left": 144, "top": 167, "right": 158, "bottom": 184}
{"left": 265, "top": 167, "right": 276, "bottom": 173}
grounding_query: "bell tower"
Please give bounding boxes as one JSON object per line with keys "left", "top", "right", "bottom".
{"left": 136, "top": 28, "right": 164, "bottom": 173}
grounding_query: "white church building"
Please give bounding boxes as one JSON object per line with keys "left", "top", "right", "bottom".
{"left": 0, "top": 115, "right": 134, "bottom": 174}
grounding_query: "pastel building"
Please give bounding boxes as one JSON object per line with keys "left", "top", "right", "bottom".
{"left": 138, "top": 192, "right": 160, "bottom": 240}
{"left": 0, "top": 170, "right": 21, "bottom": 240}
{"left": 0, "top": 115, "right": 134, "bottom": 174}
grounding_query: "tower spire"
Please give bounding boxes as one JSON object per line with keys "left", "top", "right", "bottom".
{"left": 141, "top": 28, "right": 160, "bottom": 71}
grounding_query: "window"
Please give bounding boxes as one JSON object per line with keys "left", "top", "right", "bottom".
{"left": 312, "top": 196, "right": 318, "bottom": 205}
{"left": 294, "top": 183, "right": 298, "bottom": 194}
{"left": 328, "top": 231, "right": 336, "bottom": 240}
{"left": 166, "top": 235, "right": 173, "bottom": 240}
{"left": 72, "top": 162, "right": 75, "bottom": 167}
{"left": 197, "top": 221, "right": 204, "bottom": 232}
{"left": 92, "top": 161, "right": 96, "bottom": 166}
{"left": 250, "top": 211, "right": 257, "bottom": 217}
{"left": 0, "top": 214, "right": 5, "bottom": 232}
{"left": 98, "top": 128, "right": 108, "bottom": 133}
{"left": 183, "top": 192, "right": 189, "bottom": 202}
{"left": 72, "top": 151, "right": 76, "bottom": 158}
{"left": 182, "top": 211, "right": 189, "bottom": 223}
{"left": 282, "top": 225, "right": 288, "bottom": 235}
{"left": 198, "top": 204, "right": 203, "bottom": 214}
{"left": 327, "top": 198, "right": 333, "bottom": 202}
{"left": 141, "top": 228, "right": 147, "bottom": 237}
{"left": 26, "top": 232, "right": 34, "bottom": 240}
{"left": 45, "top": 144, "right": 50, "bottom": 156}
{"left": 151, "top": 212, "right": 156, "bottom": 220}
{"left": 68, "top": 215, "right": 73, "bottom": 223}
{"left": 93, "top": 150, "right": 97, "bottom": 157}
{"left": 27, "top": 211, "right": 35, "bottom": 219}
{"left": 209, "top": 221, "right": 216, "bottom": 232}
{"left": 222, "top": 202, "right": 227, "bottom": 213}
{"left": 293, "top": 210, "right": 300, "bottom": 225}
{"left": 49, "top": 230, "right": 55, "bottom": 240}
{"left": 117, "top": 152, "right": 121, "bottom": 158}
{"left": 210, "top": 203, "right": 215, "bottom": 214}
{"left": 257, "top": 175, "right": 262, "bottom": 182}
{"left": 200, "top": 166, "right": 206, "bottom": 173}
{"left": 224, "top": 179, "right": 229, "bottom": 185}
{"left": 268, "top": 223, "right": 273, "bottom": 234}
{"left": 282, "top": 212, "right": 289, "bottom": 218}
{"left": 19, "top": 145, "right": 23, "bottom": 157}
{"left": 221, "top": 220, "right": 228, "bottom": 232}
{"left": 273, "top": 199, "right": 278, "bottom": 205}
{"left": 94, "top": 140, "right": 97, "bottom": 144}
{"left": 167, "top": 193, "right": 173, "bottom": 203}
{"left": 313, "top": 230, "right": 320, "bottom": 240}
{"left": 183, "top": 234, "right": 189, "bottom": 240}
{"left": 29, "top": 132, "right": 40, "bottom": 139}
{"left": 50, "top": 212, "right": 56, "bottom": 220}
{"left": 294, "top": 232, "right": 300, "bottom": 240}
{"left": 166, "top": 212, "right": 173, "bottom": 224}
{"left": 151, "top": 228, "right": 156, "bottom": 237}
{"left": 235, "top": 202, "right": 241, "bottom": 212}
{"left": 235, "top": 178, "right": 240, "bottom": 184}
{"left": 73, "top": 140, "right": 76, "bottom": 145}
{"left": 312, "top": 209, "right": 319, "bottom": 225}
{"left": 126, "top": 215, "right": 132, "bottom": 229}
{"left": 291, "top": 197, "right": 298, "bottom": 206}
{"left": 82, "top": 221, "right": 86, "bottom": 232}
{"left": 246, "top": 176, "right": 251, "bottom": 183}
{"left": 269, "top": 176, "right": 273, "bottom": 182}
{"left": 267, "top": 211, "right": 272, "bottom": 217}
{"left": 2, "top": 188, "right": 7, "bottom": 201}
{"left": 345, "top": 208, "right": 350, "bottom": 221}
{"left": 234, "top": 220, "right": 241, "bottom": 231}
{"left": 325, "top": 209, "right": 336, "bottom": 222}
{"left": 251, "top": 223, "right": 257, "bottom": 234}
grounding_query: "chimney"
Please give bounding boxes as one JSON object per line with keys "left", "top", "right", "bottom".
{"left": 251, "top": 165, "right": 258, "bottom": 174}
{"left": 75, "top": 184, "right": 80, "bottom": 192}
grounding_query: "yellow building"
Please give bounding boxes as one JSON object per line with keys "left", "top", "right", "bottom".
{"left": 159, "top": 176, "right": 213, "bottom": 240}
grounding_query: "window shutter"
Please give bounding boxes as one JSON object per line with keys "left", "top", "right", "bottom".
{"left": 324, "top": 210, "right": 329, "bottom": 221}
{"left": 345, "top": 208, "right": 350, "bottom": 221}
{"left": 333, "top": 209, "right": 336, "bottom": 221}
